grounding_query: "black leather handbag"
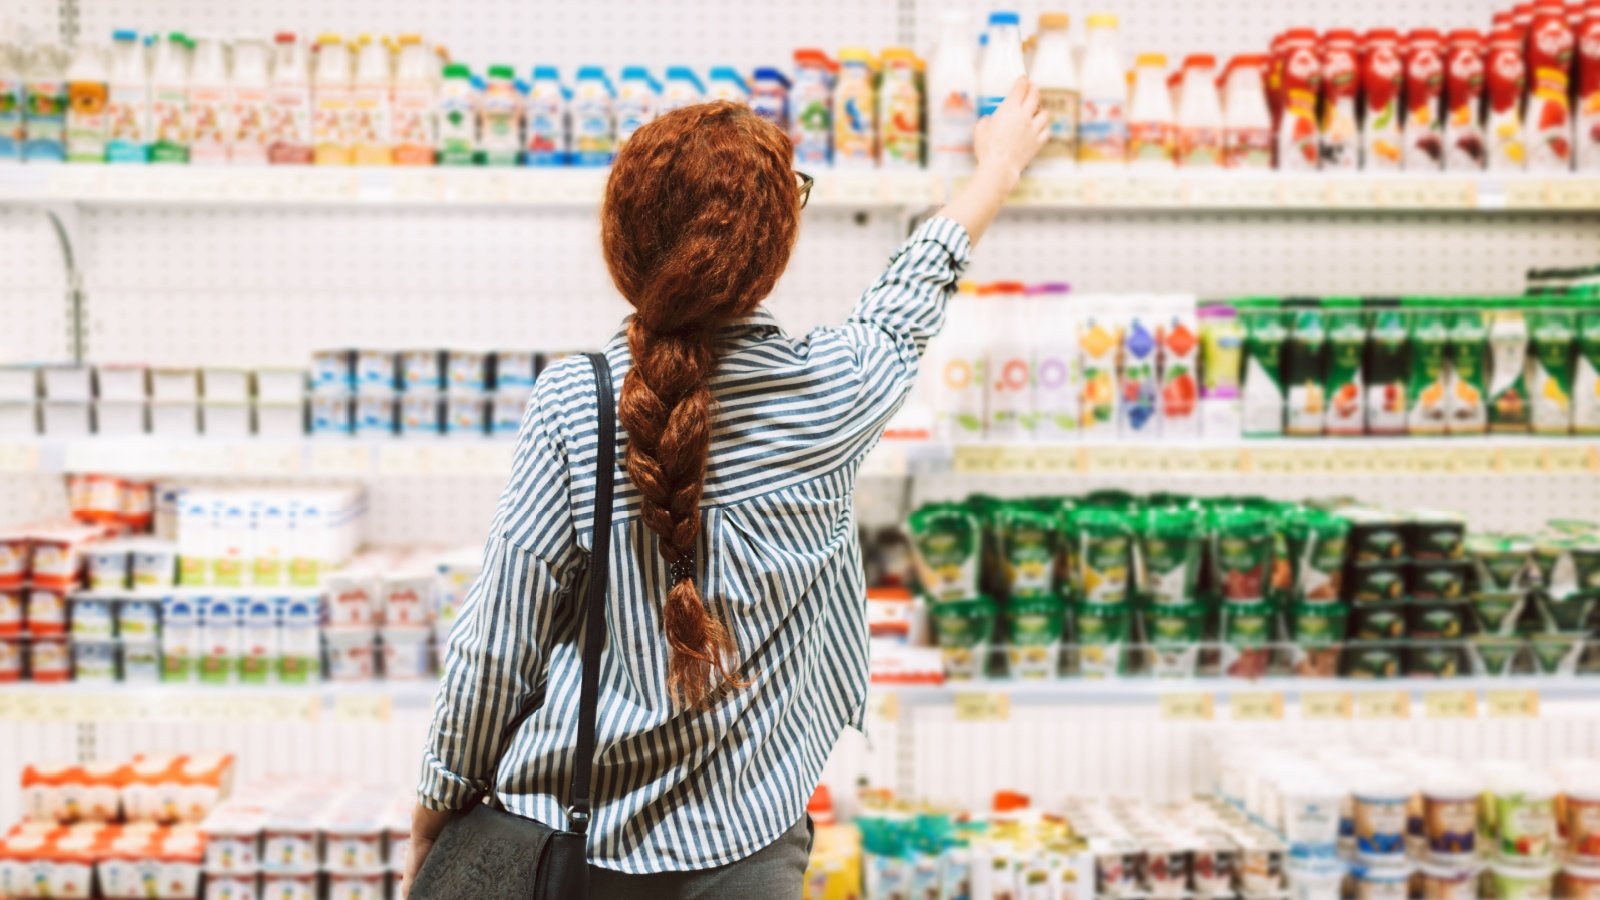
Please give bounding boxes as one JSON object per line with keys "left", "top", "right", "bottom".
{"left": 410, "top": 352, "right": 617, "bottom": 900}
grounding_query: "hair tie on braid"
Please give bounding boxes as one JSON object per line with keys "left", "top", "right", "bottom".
{"left": 668, "top": 555, "right": 696, "bottom": 586}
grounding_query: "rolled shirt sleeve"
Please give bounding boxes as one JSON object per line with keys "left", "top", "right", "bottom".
{"left": 418, "top": 389, "right": 583, "bottom": 811}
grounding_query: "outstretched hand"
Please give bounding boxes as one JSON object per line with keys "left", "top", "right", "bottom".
{"left": 937, "top": 76, "right": 1052, "bottom": 248}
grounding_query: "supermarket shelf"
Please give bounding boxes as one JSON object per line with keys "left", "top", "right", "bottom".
{"left": 0, "top": 680, "right": 441, "bottom": 723}
{"left": 1, "top": 436, "right": 1596, "bottom": 479}
{"left": 5, "top": 167, "right": 1600, "bottom": 212}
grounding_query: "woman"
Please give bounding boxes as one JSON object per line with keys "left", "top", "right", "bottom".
{"left": 407, "top": 77, "right": 1048, "bottom": 896}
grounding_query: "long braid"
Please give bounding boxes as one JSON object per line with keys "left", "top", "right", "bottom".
{"left": 601, "top": 102, "right": 800, "bottom": 707}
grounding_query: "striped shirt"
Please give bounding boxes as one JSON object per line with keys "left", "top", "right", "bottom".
{"left": 418, "top": 216, "right": 973, "bottom": 873}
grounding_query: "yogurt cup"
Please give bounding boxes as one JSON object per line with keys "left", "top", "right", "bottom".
{"left": 203, "top": 868, "right": 260, "bottom": 900}
{"left": 0, "top": 638, "right": 21, "bottom": 681}
{"left": 26, "top": 588, "right": 68, "bottom": 635}
{"left": 1237, "top": 839, "right": 1285, "bottom": 894}
{"left": 1191, "top": 832, "right": 1236, "bottom": 895}
{"left": 129, "top": 541, "right": 177, "bottom": 589}
{"left": 1353, "top": 773, "right": 1411, "bottom": 861}
{"left": 1418, "top": 861, "right": 1478, "bottom": 898}
{"left": 0, "top": 534, "right": 28, "bottom": 587}
{"left": 0, "top": 589, "right": 20, "bottom": 636}
{"left": 118, "top": 598, "right": 161, "bottom": 639}
{"left": 381, "top": 627, "right": 432, "bottom": 680}
{"left": 202, "top": 821, "right": 262, "bottom": 872}
{"left": 1422, "top": 771, "right": 1480, "bottom": 862}
{"left": 30, "top": 637, "right": 70, "bottom": 681}
{"left": 325, "top": 628, "right": 377, "bottom": 682}
{"left": 1281, "top": 777, "right": 1344, "bottom": 850}
{"left": 1287, "top": 857, "right": 1345, "bottom": 900}
{"left": 1351, "top": 862, "right": 1411, "bottom": 899}
{"left": 1561, "top": 862, "right": 1600, "bottom": 899}
{"left": 86, "top": 543, "right": 130, "bottom": 591}
{"left": 1493, "top": 771, "right": 1558, "bottom": 862}
{"left": 72, "top": 640, "right": 118, "bottom": 682}
{"left": 323, "top": 825, "right": 384, "bottom": 873}
{"left": 1563, "top": 777, "right": 1600, "bottom": 864}
{"left": 69, "top": 595, "right": 116, "bottom": 639}
{"left": 259, "top": 870, "right": 318, "bottom": 900}
{"left": 262, "top": 825, "right": 319, "bottom": 871}
{"left": 121, "top": 640, "right": 159, "bottom": 683}
{"left": 326, "top": 870, "right": 388, "bottom": 900}
{"left": 1490, "top": 860, "right": 1555, "bottom": 899}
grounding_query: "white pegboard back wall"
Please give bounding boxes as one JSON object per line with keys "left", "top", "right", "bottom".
{"left": 0, "top": 209, "right": 74, "bottom": 365}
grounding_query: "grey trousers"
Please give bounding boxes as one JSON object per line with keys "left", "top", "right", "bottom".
{"left": 588, "top": 816, "right": 813, "bottom": 899}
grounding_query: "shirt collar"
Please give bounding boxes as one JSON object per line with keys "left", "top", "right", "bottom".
{"left": 613, "top": 305, "right": 783, "bottom": 341}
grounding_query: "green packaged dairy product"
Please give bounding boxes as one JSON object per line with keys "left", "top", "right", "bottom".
{"left": 1545, "top": 595, "right": 1596, "bottom": 631}
{"left": 1405, "top": 509, "right": 1467, "bottom": 560}
{"left": 1284, "top": 302, "right": 1328, "bottom": 436}
{"left": 1241, "top": 306, "right": 1288, "bottom": 437}
{"left": 1343, "top": 644, "right": 1402, "bottom": 678}
{"left": 1284, "top": 507, "right": 1349, "bottom": 602}
{"left": 908, "top": 503, "right": 982, "bottom": 602}
{"left": 994, "top": 504, "right": 1057, "bottom": 600}
{"left": 1223, "top": 600, "right": 1275, "bottom": 646}
{"left": 1073, "top": 601, "right": 1129, "bottom": 677}
{"left": 1406, "top": 643, "right": 1465, "bottom": 678}
{"left": 1489, "top": 304, "right": 1532, "bottom": 433}
{"left": 1446, "top": 303, "right": 1490, "bottom": 434}
{"left": 1407, "top": 600, "right": 1469, "bottom": 639}
{"left": 1072, "top": 507, "right": 1135, "bottom": 603}
{"left": 1530, "top": 633, "right": 1581, "bottom": 674}
{"left": 1472, "top": 636, "right": 1523, "bottom": 675}
{"left": 1576, "top": 305, "right": 1600, "bottom": 434}
{"left": 1291, "top": 602, "right": 1348, "bottom": 645}
{"left": 1365, "top": 301, "right": 1410, "bottom": 435}
{"left": 1347, "top": 561, "right": 1406, "bottom": 603}
{"left": 1146, "top": 601, "right": 1203, "bottom": 646}
{"left": 1351, "top": 602, "right": 1407, "bottom": 640}
{"left": 930, "top": 596, "right": 998, "bottom": 680}
{"left": 1466, "top": 533, "right": 1534, "bottom": 591}
{"left": 1406, "top": 302, "right": 1450, "bottom": 435}
{"left": 1345, "top": 508, "right": 1407, "bottom": 562}
{"left": 1004, "top": 594, "right": 1066, "bottom": 679}
{"left": 1198, "top": 304, "right": 1244, "bottom": 435}
{"left": 1406, "top": 560, "right": 1470, "bottom": 600}
{"left": 1493, "top": 777, "right": 1557, "bottom": 861}
{"left": 1210, "top": 504, "right": 1275, "bottom": 602}
{"left": 1138, "top": 504, "right": 1201, "bottom": 604}
{"left": 1527, "top": 305, "right": 1577, "bottom": 435}
{"left": 1323, "top": 298, "right": 1367, "bottom": 435}
{"left": 1472, "top": 591, "right": 1525, "bottom": 636}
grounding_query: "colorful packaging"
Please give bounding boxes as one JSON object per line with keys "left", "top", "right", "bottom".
{"left": 478, "top": 64, "right": 522, "bottom": 165}
{"left": 1575, "top": 305, "right": 1600, "bottom": 433}
{"left": 1072, "top": 507, "right": 1135, "bottom": 604}
{"left": 524, "top": 66, "right": 567, "bottom": 165}
{"left": 1241, "top": 304, "right": 1288, "bottom": 437}
{"left": 570, "top": 66, "right": 616, "bottom": 166}
{"left": 1403, "top": 30, "right": 1447, "bottom": 170}
{"left": 1078, "top": 298, "right": 1121, "bottom": 438}
{"left": 1029, "top": 284, "right": 1079, "bottom": 440}
{"left": 1284, "top": 303, "right": 1327, "bottom": 437}
{"left": 1323, "top": 299, "right": 1366, "bottom": 435}
{"left": 1198, "top": 304, "right": 1244, "bottom": 438}
{"left": 1275, "top": 30, "right": 1321, "bottom": 170}
{"left": 1361, "top": 30, "right": 1405, "bottom": 169}
{"left": 1364, "top": 302, "right": 1410, "bottom": 435}
{"left": 65, "top": 45, "right": 108, "bottom": 163}
{"left": 1494, "top": 774, "right": 1557, "bottom": 861}
{"left": 907, "top": 503, "right": 982, "bottom": 602}
{"left": 1120, "top": 304, "right": 1160, "bottom": 439}
{"left": 1158, "top": 296, "right": 1200, "bottom": 438}
{"left": 932, "top": 284, "right": 987, "bottom": 442}
{"left": 750, "top": 67, "right": 791, "bottom": 131}
{"left": 1581, "top": 8, "right": 1600, "bottom": 169}
{"left": 436, "top": 64, "right": 477, "bottom": 166}
{"left": 23, "top": 48, "right": 68, "bottom": 162}
{"left": 0, "top": 47, "right": 22, "bottom": 160}
{"left": 614, "top": 66, "right": 658, "bottom": 150}
{"left": 1139, "top": 504, "right": 1200, "bottom": 604}
{"left": 1004, "top": 595, "right": 1065, "bottom": 679}
{"left": 1528, "top": 304, "right": 1577, "bottom": 434}
{"left": 266, "top": 32, "right": 313, "bottom": 164}
{"left": 832, "top": 48, "right": 876, "bottom": 169}
{"left": 995, "top": 503, "right": 1056, "bottom": 599}
{"left": 1444, "top": 30, "right": 1487, "bottom": 170}
{"left": 1318, "top": 30, "right": 1359, "bottom": 169}
{"left": 984, "top": 282, "right": 1032, "bottom": 441}
{"left": 878, "top": 48, "right": 922, "bottom": 170}
{"left": 1447, "top": 303, "right": 1490, "bottom": 434}
{"left": 1491, "top": 303, "right": 1534, "bottom": 432}
{"left": 1210, "top": 504, "right": 1275, "bottom": 603}
{"left": 389, "top": 35, "right": 435, "bottom": 165}
{"left": 791, "top": 49, "right": 834, "bottom": 165}
{"left": 1407, "top": 302, "right": 1451, "bottom": 435}
{"left": 1487, "top": 27, "right": 1529, "bottom": 169}
{"left": 930, "top": 596, "right": 996, "bottom": 680}
{"left": 309, "top": 34, "right": 350, "bottom": 165}
{"left": 1526, "top": 7, "right": 1576, "bottom": 170}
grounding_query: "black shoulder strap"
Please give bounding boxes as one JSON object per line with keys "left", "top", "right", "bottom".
{"left": 566, "top": 351, "right": 615, "bottom": 836}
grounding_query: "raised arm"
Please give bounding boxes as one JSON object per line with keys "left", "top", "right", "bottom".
{"left": 940, "top": 76, "right": 1049, "bottom": 248}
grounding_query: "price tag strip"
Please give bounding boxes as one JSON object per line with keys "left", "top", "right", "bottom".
{"left": 1230, "top": 691, "right": 1285, "bottom": 721}
{"left": 1160, "top": 692, "right": 1214, "bottom": 721}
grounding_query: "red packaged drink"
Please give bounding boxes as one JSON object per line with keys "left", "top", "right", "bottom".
{"left": 1579, "top": 1, "right": 1600, "bottom": 168}
{"left": 1403, "top": 29, "right": 1447, "bottom": 169}
{"left": 1268, "top": 32, "right": 1288, "bottom": 128}
{"left": 1527, "top": 1, "right": 1577, "bottom": 169}
{"left": 1488, "top": 26, "right": 1530, "bottom": 168}
{"left": 1494, "top": 10, "right": 1515, "bottom": 31}
{"left": 1320, "top": 30, "right": 1360, "bottom": 169}
{"left": 1516, "top": 2, "right": 1537, "bottom": 35}
{"left": 1276, "top": 29, "right": 1321, "bottom": 170}
{"left": 1362, "top": 29, "right": 1405, "bottom": 170}
{"left": 1444, "top": 30, "right": 1488, "bottom": 170}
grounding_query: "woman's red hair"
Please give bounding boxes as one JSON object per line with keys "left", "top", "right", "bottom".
{"left": 600, "top": 101, "right": 801, "bottom": 708}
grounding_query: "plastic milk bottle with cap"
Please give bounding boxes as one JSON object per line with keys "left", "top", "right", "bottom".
{"left": 0, "top": 44, "right": 20, "bottom": 161}
{"left": 391, "top": 35, "right": 435, "bottom": 165}
{"left": 928, "top": 11, "right": 977, "bottom": 171}
{"left": 1079, "top": 13, "right": 1126, "bottom": 165}
{"left": 1176, "top": 55, "right": 1223, "bottom": 167}
{"left": 22, "top": 44, "right": 68, "bottom": 162}
{"left": 228, "top": 38, "right": 271, "bottom": 164}
{"left": 750, "top": 68, "right": 790, "bottom": 131}
{"left": 1128, "top": 54, "right": 1175, "bottom": 169}
{"left": 571, "top": 66, "right": 615, "bottom": 166}
{"left": 65, "top": 42, "right": 108, "bottom": 162}
{"left": 985, "top": 283, "right": 1034, "bottom": 440}
{"left": 187, "top": 35, "right": 229, "bottom": 164}
{"left": 792, "top": 50, "right": 833, "bottom": 165}
{"left": 350, "top": 36, "right": 394, "bottom": 165}
{"left": 148, "top": 33, "right": 191, "bottom": 164}
{"left": 978, "top": 12, "right": 1024, "bottom": 118}
{"left": 267, "top": 33, "right": 313, "bottom": 164}
{"left": 879, "top": 48, "right": 922, "bottom": 170}
{"left": 104, "top": 30, "right": 148, "bottom": 163}
{"left": 436, "top": 63, "right": 476, "bottom": 165}
{"left": 1223, "top": 55, "right": 1272, "bottom": 168}
{"left": 1029, "top": 13, "right": 1077, "bottom": 172}
{"left": 930, "top": 283, "right": 989, "bottom": 442}
{"left": 708, "top": 66, "right": 749, "bottom": 106}
{"left": 312, "top": 34, "right": 352, "bottom": 164}
{"left": 660, "top": 66, "right": 704, "bottom": 116}
{"left": 834, "top": 49, "right": 876, "bottom": 169}
{"left": 524, "top": 66, "right": 566, "bottom": 165}
{"left": 479, "top": 64, "right": 521, "bottom": 165}
{"left": 616, "top": 66, "right": 658, "bottom": 148}
{"left": 1030, "top": 284, "right": 1080, "bottom": 440}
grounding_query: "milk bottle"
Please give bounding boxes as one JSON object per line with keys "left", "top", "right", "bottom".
{"left": 1222, "top": 55, "right": 1272, "bottom": 168}
{"left": 436, "top": 63, "right": 476, "bottom": 165}
{"left": 931, "top": 284, "right": 989, "bottom": 443}
{"left": 187, "top": 35, "right": 229, "bottom": 164}
{"left": 616, "top": 66, "right": 657, "bottom": 148}
{"left": 351, "top": 36, "right": 394, "bottom": 165}
{"left": 879, "top": 48, "right": 922, "bottom": 170}
{"left": 148, "top": 33, "right": 190, "bottom": 164}
{"left": 1078, "top": 13, "right": 1127, "bottom": 165}
{"left": 65, "top": 43, "right": 108, "bottom": 162}
{"left": 791, "top": 51, "right": 833, "bottom": 165}
{"left": 708, "top": 67, "right": 749, "bottom": 105}
{"left": 1175, "top": 55, "right": 1223, "bottom": 167}
{"left": 1029, "top": 12, "right": 1078, "bottom": 172}
{"left": 22, "top": 43, "right": 68, "bottom": 162}
{"left": 978, "top": 11, "right": 1024, "bottom": 117}
{"left": 1127, "top": 54, "right": 1175, "bottom": 169}
{"left": 985, "top": 282, "right": 1034, "bottom": 441}
{"left": 0, "top": 44, "right": 20, "bottom": 161}
{"left": 392, "top": 35, "right": 436, "bottom": 165}
{"left": 312, "top": 34, "right": 352, "bottom": 164}
{"left": 660, "top": 66, "right": 704, "bottom": 116}
{"left": 524, "top": 66, "right": 566, "bottom": 165}
{"left": 570, "top": 66, "right": 615, "bottom": 166}
{"left": 229, "top": 38, "right": 271, "bottom": 164}
{"left": 267, "top": 33, "right": 313, "bottom": 164}
{"left": 927, "top": 11, "right": 977, "bottom": 171}
{"left": 833, "top": 49, "right": 876, "bottom": 169}
{"left": 479, "top": 64, "right": 521, "bottom": 165}
{"left": 750, "top": 68, "right": 790, "bottom": 130}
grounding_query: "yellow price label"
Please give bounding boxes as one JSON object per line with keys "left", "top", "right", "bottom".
{"left": 1544, "top": 178, "right": 1600, "bottom": 209}
{"left": 1293, "top": 449, "right": 1337, "bottom": 475}
{"left": 1163, "top": 452, "right": 1207, "bottom": 476}
{"left": 1422, "top": 180, "right": 1477, "bottom": 208}
{"left": 1231, "top": 692, "right": 1285, "bottom": 721}
{"left": 378, "top": 444, "right": 433, "bottom": 477}
{"left": 1453, "top": 447, "right": 1499, "bottom": 476}
{"left": 1277, "top": 179, "right": 1328, "bottom": 208}
{"left": 1034, "top": 446, "right": 1080, "bottom": 474}
{"left": 1425, "top": 689, "right": 1478, "bottom": 719}
{"left": 952, "top": 446, "right": 1004, "bottom": 475}
{"left": 1356, "top": 690, "right": 1411, "bottom": 719}
{"left": 1082, "top": 446, "right": 1128, "bottom": 473}
{"left": 1486, "top": 689, "right": 1539, "bottom": 718}
{"left": 1160, "top": 692, "right": 1214, "bottom": 721}
{"left": 1324, "top": 180, "right": 1376, "bottom": 207}
{"left": 994, "top": 446, "right": 1040, "bottom": 474}
{"left": 1504, "top": 179, "right": 1548, "bottom": 209}
{"left": 1371, "top": 450, "right": 1413, "bottom": 476}
{"left": 1250, "top": 449, "right": 1299, "bottom": 475}
{"left": 953, "top": 692, "right": 1011, "bottom": 723}
{"left": 1189, "top": 178, "right": 1279, "bottom": 208}
{"left": 1328, "top": 452, "right": 1374, "bottom": 476}
{"left": 870, "top": 692, "right": 900, "bottom": 721}
{"left": 0, "top": 443, "right": 40, "bottom": 473}
{"left": 1544, "top": 445, "right": 1593, "bottom": 475}
{"left": 1200, "top": 448, "right": 1242, "bottom": 473}
{"left": 1301, "top": 691, "right": 1353, "bottom": 720}
{"left": 1408, "top": 449, "right": 1454, "bottom": 475}
{"left": 333, "top": 693, "right": 393, "bottom": 723}
{"left": 1500, "top": 446, "right": 1545, "bottom": 473}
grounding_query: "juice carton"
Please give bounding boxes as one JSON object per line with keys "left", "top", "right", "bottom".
{"left": 1405, "top": 300, "right": 1450, "bottom": 435}
{"left": 1283, "top": 301, "right": 1327, "bottom": 436}
{"left": 1526, "top": 7, "right": 1576, "bottom": 171}
{"left": 1528, "top": 302, "right": 1577, "bottom": 434}
{"left": 1319, "top": 31, "right": 1360, "bottom": 169}
{"left": 1120, "top": 301, "right": 1161, "bottom": 440}
{"left": 1486, "top": 28, "right": 1527, "bottom": 170}
{"left": 1365, "top": 300, "right": 1410, "bottom": 435}
{"left": 1361, "top": 30, "right": 1405, "bottom": 170}
{"left": 266, "top": 33, "right": 313, "bottom": 164}
{"left": 931, "top": 284, "right": 987, "bottom": 442}
{"left": 984, "top": 282, "right": 1033, "bottom": 441}
{"left": 570, "top": 67, "right": 615, "bottom": 166}
{"left": 1579, "top": 8, "right": 1600, "bottom": 169}
{"left": 1028, "top": 284, "right": 1079, "bottom": 441}
{"left": 65, "top": 44, "right": 107, "bottom": 162}
{"left": 1158, "top": 295, "right": 1201, "bottom": 439}
{"left": 1444, "top": 30, "right": 1487, "bottom": 170}
{"left": 1403, "top": 30, "right": 1446, "bottom": 170}
{"left": 1322, "top": 298, "right": 1366, "bottom": 435}
{"left": 1275, "top": 30, "right": 1321, "bottom": 170}
{"left": 1489, "top": 301, "right": 1533, "bottom": 432}
{"left": 878, "top": 48, "right": 922, "bottom": 171}
{"left": 1574, "top": 302, "right": 1600, "bottom": 433}
{"left": 1078, "top": 297, "right": 1122, "bottom": 438}
{"left": 833, "top": 48, "right": 876, "bottom": 169}
{"left": 1446, "top": 301, "right": 1490, "bottom": 434}
{"left": 1198, "top": 303, "right": 1244, "bottom": 438}
{"left": 1240, "top": 302, "right": 1288, "bottom": 437}
{"left": 792, "top": 50, "right": 834, "bottom": 165}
